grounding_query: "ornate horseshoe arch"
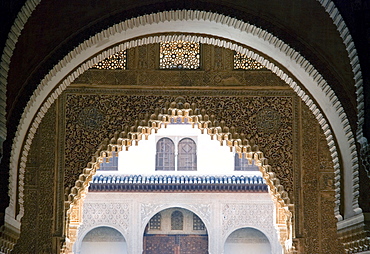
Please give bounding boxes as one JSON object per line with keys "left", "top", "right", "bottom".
{"left": 0, "top": 1, "right": 364, "bottom": 151}
{"left": 0, "top": 9, "right": 364, "bottom": 254}
{"left": 61, "top": 100, "right": 293, "bottom": 254}
{"left": 4, "top": 11, "right": 361, "bottom": 232}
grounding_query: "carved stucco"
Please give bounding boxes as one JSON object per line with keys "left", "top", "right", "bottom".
{"left": 71, "top": 192, "right": 283, "bottom": 253}
{"left": 222, "top": 203, "right": 275, "bottom": 237}
{"left": 0, "top": 2, "right": 365, "bottom": 252}
{"left": 77, "top": 202, "right": 130, "bottom": 247}
{"left": 3, "top": 36, "right": 342, "bottom": 252}
{"left": 0, "top": 1, "right": 364, "bottom": 156}
{"left": 5, "top": 11, "right": 361, "bottom": 232}
{"left": 12, "top": 103, "right": 56, "bottom": 254}
{"left": 63, "top": 92, "right": 295, "bottom": 195}
{"left": 62, "top": 100, "right": 293, "bottom": 253}
{"left": 5, "top": 84, "right": 341, "bottom": 253}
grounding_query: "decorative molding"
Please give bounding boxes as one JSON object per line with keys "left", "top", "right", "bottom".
{"left": 222, "top": 203, "right": 290, "bottom": 252}
{"left": 77, "top": 202, "right": 129, "bottom": 240}
{"left": 61, "top": 101, "right": 292, "bottom": 253}
{"left": 140, "top": 203, "right": 167, "bottom": 229}
{"left": 317, "top": 0, "right": 365, "bottom": 150}
{"left": 188, "top": 204, "right": 211, "bottom": 226}
{"left": 7, "top": 11, "right": 360, "bottom": 227}
{"left": 89, "top": 174, "right": 268, "bottom": 192}
{"left": 0, "top": 0, "right": 41, "bottom": 141}
{"left": 2, "top": 7, "right": 362, "bottom": 252}
{"left": 62, "top": 92, "right": 295, "bottom": 193}
{"left": 338, "top": 213, "right": 370, "bottom": 253}
{"left": 222, "top": 203, "right": 274, "bottom": 235}
{"left": 0, "top": 0, "right": 42, "bottom": 224}
{"left": 0, "top": 2, "right": 364, "bottom": 252}
{"left": 0, "top": 225, "right": 19, "bottom": 254}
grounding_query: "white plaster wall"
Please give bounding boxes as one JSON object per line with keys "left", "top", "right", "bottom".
{"left": 115, "top": 124, "right": 259, "bottom": 176}
{"left": 75, "top": 192, "right": 282, "bottom": 254}
{"left": 80, "top": 241, "right": 127, "bottom": 254}
{"left": 224, "top": 241, "right": 270, "bottom": 254}
{"left": 224, "top": 228, "right": 271, "bottom": 254}
{"left": 79, "top": 226, "right": 128, "bottom": 254}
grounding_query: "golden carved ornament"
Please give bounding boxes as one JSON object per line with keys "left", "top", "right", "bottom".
{"left": 61, "top": 99, "right": 293, "bottom": 253}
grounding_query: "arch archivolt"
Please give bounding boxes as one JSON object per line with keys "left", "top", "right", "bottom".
{"left": 61, "top": 101, "right": 293, "bottom": 254}
{"left": 74, "top": 224, "right": 128, "bottom": 254}
{"left": 223, "top": 226, "right": 273, "bottom": 246}
{"left": 6, "top": 11, "right": 360, "bottom": 226}
{"left": 140, "top": 205, "right": 210, "bottom": 234}
{"left": 0, "top": 2, "right": 364, "bottom": 144}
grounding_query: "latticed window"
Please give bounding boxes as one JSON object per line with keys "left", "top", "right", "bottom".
{"left": 159, "top": 41, "right": 200, "bottom": 69}
{"left": 234, "top": 154, "right": 259, "bottom": 171}
{"left": 156, "top": 138, "right": 175, "bottom": 171}
{"left": 193, "top": 214, "right": 205, "bottom": 230}
{"left": 149, "top": 213, "right": 161, "bottom": 230}
{"left": 92, "top": 50, "right": 127, "bottom": 69}
{"left": 234, "top": 51, "right": 265, "bottom": 70}
{"left": 177, "top": 138, "right": 197, "bottom": 171}
{"left": 171, "top": 211, "right": 184, "bottom": 230}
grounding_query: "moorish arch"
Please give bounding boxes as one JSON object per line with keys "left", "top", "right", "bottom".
{"left": 62, "top": 101, "right": 293, "bottom": 254}
{"left": 75, "top": 226, "right": 128, "bottom": 254}
{"left": 0, "top": 0, "right": 364, "bottom": 162}
{"left": 6, "top": 11, "right": 359, "bottom": 229}
{"left": 142, "top": 207, "right": 209, "bottom": 254}
{"left": 224, "top": 227, "right": 273, "bottom": 254}
{"left": 0, "top": 1, "right": 368, "bottom": 252}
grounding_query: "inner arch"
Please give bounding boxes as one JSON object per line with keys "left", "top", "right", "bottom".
{"left": 224, "top": 227, "right": 272, "bottom": 254}
{"left": 79, "top": 226, "right": 127, "bottom": 254}
{"left": 63, "top": 101, "right": 293, "bottom": 253}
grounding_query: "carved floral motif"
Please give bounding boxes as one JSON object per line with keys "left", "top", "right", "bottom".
{"left": 63, "top": 92, "right": 294, "bottom": 196}
{"left": 78, "top": 202, "right": 130, "bottom": 237}
{"left": 222, "top": 203, "right": 275, "bottom": 239}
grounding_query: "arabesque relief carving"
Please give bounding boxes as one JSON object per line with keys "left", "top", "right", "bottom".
{"left": 78, "top": 202, "right": 130, "bottom": 240}
{"left": 12, "top": 103, "right": 56, "bottom": 254}
{"left": 11, "top": 88, "right": 340, "bottom": 253}
{"left": 63, "top": 92, "right": 294, "bottom": 196}
{"left": 10, "top": 42, "right": 339, "bottom": 253}
{"left": 62, "top": 99, "right": 294, "bottom": 254}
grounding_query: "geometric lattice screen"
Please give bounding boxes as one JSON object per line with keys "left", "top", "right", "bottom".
{"left": 160, "top": 41, "right": 200, "bottom": 69}
{"left": 92, "top": 50, "right": 127, "bottom": 69}
{"left": 234, "top": 51, "right": 266, "bottom": 70}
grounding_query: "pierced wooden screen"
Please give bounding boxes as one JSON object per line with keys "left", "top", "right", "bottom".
{"left": 92, "top": 50, "right": 127, "bottom": 69}
{"left": 171, "top": 211, "right": 184, "bottom": 230}
{"left": 156, "top": 138, "right": 175, "bottom": 171}
{"left": 193, "top": 214, "right": 205, "bottom": 230}
{"left": 149, "top": 213, "right": 161, "bottom": 230}
{"left": 177, "top": 138, "right": 197, "bottom": 171}
{"left": 234, "top": 51, "right": 265, "bottom": 70}
{"left": 159, "top": 41, "right": 200, "bottom": 69}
